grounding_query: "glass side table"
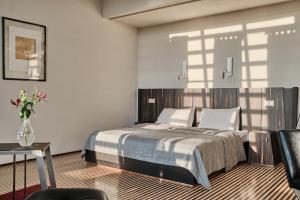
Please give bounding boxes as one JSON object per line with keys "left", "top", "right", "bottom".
{"left": 0, "top": 143, "right": 56, "bottom": 200}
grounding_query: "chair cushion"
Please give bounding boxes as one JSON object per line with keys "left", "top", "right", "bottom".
{"left": 279, "top": 130, "right": 300, "bottom": 189}
{"left": 25, "top": 188, "right": 108, "bottom": 200}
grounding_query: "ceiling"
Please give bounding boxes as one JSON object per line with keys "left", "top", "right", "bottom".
{"left": 108, "top": 0, "right": 294, "bottom": 28}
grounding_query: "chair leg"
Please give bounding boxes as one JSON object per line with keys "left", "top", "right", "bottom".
{"left": 294, "top": 189, "right": 300, "bottom": 199}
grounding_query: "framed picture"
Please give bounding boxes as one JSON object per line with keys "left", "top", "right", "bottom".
{"left": 2, "top": 17, "right": 46, "bottom": 81}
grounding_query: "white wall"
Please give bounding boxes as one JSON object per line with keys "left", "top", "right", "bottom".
{"left": 0, "top": 0, "right": 137, "bottom": 164}
{"left": 138, "top": 1, "right": 300, "bottom": 95}
{"left": 102, "top": 0, "right": 191, "bottom": 18}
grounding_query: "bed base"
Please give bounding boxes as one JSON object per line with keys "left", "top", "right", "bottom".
{"left": 85, "top": 149, "right": 198, "bottom": 185}
{"left": 84, "top": 142, "right": 249, "bottom": 186}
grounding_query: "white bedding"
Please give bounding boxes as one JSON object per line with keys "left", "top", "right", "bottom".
{"left": 198, "top": 107, "right": 240, "bottom": 130}
{"left": 82, "top": 124, "right": 246, "bottom": 190}
{"left": 235, "top": 130, "right": 249, "bottom": 143}
{"left": 156, "top": 108, "right": 195, "bottom": 127}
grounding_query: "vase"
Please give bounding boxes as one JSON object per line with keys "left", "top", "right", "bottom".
{"left": 17, "top": 119, "right": 35, "bottom": 147}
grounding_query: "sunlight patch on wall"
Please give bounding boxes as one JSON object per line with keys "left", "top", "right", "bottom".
{"left": 249, "top": 65, "right": 268, "bottom": 80}
{"left": 188, "top": 40, "right": 202, "bottom": 51}
{"left": 204, "top": 24, "right": 243, "bottom": 35}
{"left": 253, "top": 81, "right": 268, "bottom": 88}
{"left": 247, "top": 32, "right": 268, "bottom": 46}
{"left": 188, "top": 54, "right": 203, "bottom": 65}
{"left": 246, "top": 16, "right": 295, "bottom": 30}
{"left": 188, "top": 68, "right": 204, "bottom": 81}
{"left": 241, "top": 81, "right": 248, "bottom": 88}
{"left": 241, "top": 39, "right": 245, "bottom": 47}
{"left": 169, "top": 30, "right": 201, "bottom": 41}
{"left": 248, "top": 48, "right": 268, "bottom": 62}
{"left": 166, "top": 16, "right": 296, "bottom": 90}
{"left": 187, "top": 81, "right": 213, "bottom": 88}
{"left": 242, "top": 81, "right": 268, "bottom": 89}
{"left": 206, "top": 68, "right": 214, "bottom": 81}
{"left": 242, "top": 66, "right": 248, "bottom": 80}
{"left": 242, "top": 65, "right": 268, "bottom": 80}
{"left": 242, "top": 50, "right": 246, "bottom": 63}
{"left": 187, "top": 82, "right": 205, "bottom": 88}
{"left": 204, "top": 38, "right": 215, "bottom": 50}
{"left": 205, "top": 53, "right": 214, "bottom": 65}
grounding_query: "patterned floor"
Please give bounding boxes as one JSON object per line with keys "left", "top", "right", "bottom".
{"left": 0, "top": 152, "right": 297, "bottom": 200}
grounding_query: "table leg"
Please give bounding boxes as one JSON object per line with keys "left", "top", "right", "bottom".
{"left": 45, "top": 146, "right": 56, "bottom": 188}
{"left": 34, "top": 151, "right": 48, "bottom": 190}
{"left": 24, "top": 154, "right": 27, "bottom": 198}
{"left": 13, "top": 154, "right": 16, "bottom": 200}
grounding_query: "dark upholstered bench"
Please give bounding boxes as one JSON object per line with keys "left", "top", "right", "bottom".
{"left": 25, "top": 188, "right": 108, "bottom": 200}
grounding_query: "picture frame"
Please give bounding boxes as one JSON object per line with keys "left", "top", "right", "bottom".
{"left": 2, "top": 17, "right": 46, "bottom": 81}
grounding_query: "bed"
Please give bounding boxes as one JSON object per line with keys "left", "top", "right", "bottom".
{"left": 82, "top": 87, "right": 298, "bottom": 189}
{"left": 82, "top": 123, "right": 246, "bottom": 189}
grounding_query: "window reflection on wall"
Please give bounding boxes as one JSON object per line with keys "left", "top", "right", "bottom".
{"left": 168, "top": 16, "right": 296, "bottom": 89}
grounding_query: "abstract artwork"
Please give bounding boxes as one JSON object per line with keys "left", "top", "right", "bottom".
{"left": 2, "top": 17, "right": 46, "bottom": 81}
{"left": 15, "top": 36, "right": 37, "bottom": 60}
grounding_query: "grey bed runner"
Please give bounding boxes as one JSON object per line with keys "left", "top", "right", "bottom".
{"left": 82, "top": 124, "right": 246, "bottom": 190}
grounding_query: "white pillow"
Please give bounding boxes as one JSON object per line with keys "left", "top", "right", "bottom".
{"left": 156, "top": 108, "right": 195, "bottom": 127}
{"left": 198, "top": 107, "right": 240, "bottom": 130}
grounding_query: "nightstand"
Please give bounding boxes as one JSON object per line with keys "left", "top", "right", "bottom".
{"left": 248, "top": 131, "right": 281, "bottom": 167}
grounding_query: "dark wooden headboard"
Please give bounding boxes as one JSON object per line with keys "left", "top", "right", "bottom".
{"left": 138, "top": 88, "right": 298, "bottom": 132}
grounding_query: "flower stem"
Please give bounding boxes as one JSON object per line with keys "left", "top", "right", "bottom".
{"left": 24, "top": 122, "right": 28, "bottom": 146}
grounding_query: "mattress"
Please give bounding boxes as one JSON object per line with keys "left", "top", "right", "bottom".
{"left": 82, "top": 124, "right": 246, "bottom": 190}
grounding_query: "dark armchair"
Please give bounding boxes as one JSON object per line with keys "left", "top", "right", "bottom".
{"left": 278, "top": 130, "right": 300, "bottom": 199}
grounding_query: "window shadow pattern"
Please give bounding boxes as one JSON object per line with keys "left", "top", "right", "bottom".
{"left": 168, "top": 16, "right": 297, "bottom": 89}
{"left": 138, "top": 87, "right": 298, "bottom": 131}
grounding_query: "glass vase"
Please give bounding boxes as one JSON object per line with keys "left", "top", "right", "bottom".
{"left": 17, "top": 119, "right": 35, "bottom": 147}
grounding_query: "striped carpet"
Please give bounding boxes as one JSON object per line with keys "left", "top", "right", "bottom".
{"left": 0, "top": 152, "right": 297, "bottom": 200}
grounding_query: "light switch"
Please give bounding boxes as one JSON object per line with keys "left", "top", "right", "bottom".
{"left": 148, "top": 98, "right": 156, "bottom": 104}
{"left": 264, "top": 100, "right": 274, "bottom": 107}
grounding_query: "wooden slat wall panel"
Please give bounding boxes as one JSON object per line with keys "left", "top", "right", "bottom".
{"left": 183, "top": 88, "right": 193, "bottom": 108}
{"left": 238, "top": 88, "right": 249, "bottom": 131}
{"left": 163, "top": 89, "right": 176, "bottom": 108}
{"left": 138, "top": 89, "right": 157, "bottom": 123}
{"left": 264, "top": 88, "right": 285, "bottom": 131}
{"left": 173, "top": 89, "right": 183, "bottom": 108}
{"left": 248, "top": 132, "right": 261, "bottom": 164}
{"left": 191, "top": 88, "right": 212, "bottom": 109}
{"left": 260, "top": 88, "right": 293, "bottom": 132}
{"left": 248, "top": 132, "right": 282, "bottom": 166}
{"left": 261, "top": 88, "right": 268, "bottom": 132}
{"left": 149, "top": 90, "right": 158, "bottom": 122}
{"left": 192, "top": 88, "right": 213, "bottom": 124}
{"left": 138, "top": 89, "right": 147, "bottom": 122}
{"left": 265, "top": 133, "right": 275, "bottom": 165}
{"left": 238, "top": 88, "right": 262, "bottom": 132}
{"left": 248, "top": 133, "right": 275, "bottom": 166}
{"left": 138, "top": 88, "right": 298, "bottom": 131}
{"left": 284, "top": 88, "right": 299, "bottom": 129}
{"left": 155, "top": 89, "right": 163, "bottom": 121}
{"left": 213, "top": 88, "right": 238, "bottom": 109}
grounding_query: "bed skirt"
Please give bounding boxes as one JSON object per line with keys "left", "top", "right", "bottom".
{"left": 84, "top": 141, "right": 249, "bottom": 185}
